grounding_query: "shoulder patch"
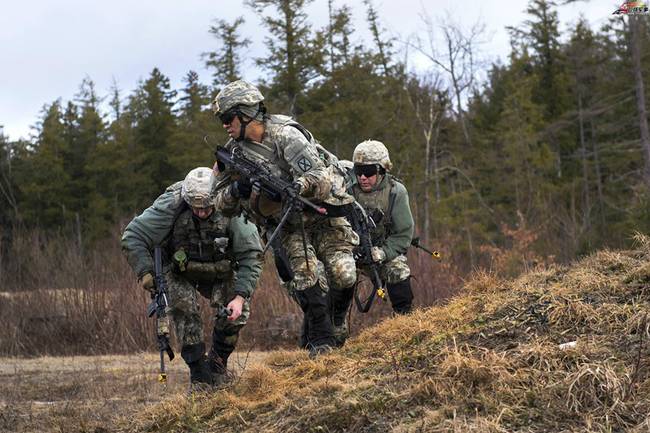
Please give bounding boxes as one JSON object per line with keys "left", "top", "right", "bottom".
{"left": 297, "top": 157, "right": 313, "bottom": 172}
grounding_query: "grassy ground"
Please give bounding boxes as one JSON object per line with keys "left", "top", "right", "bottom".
{"left": 6, "top": 238, "right": 650, "bottom": 432}
{"left": 111, "top": 237, "right": 650, "bottom": 433}
{"left": 0, "top": 351, "right": 269, "bottom": 433}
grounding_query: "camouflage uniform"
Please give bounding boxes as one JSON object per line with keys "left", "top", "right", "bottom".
{"left": 121, "top": 167, "right": 263, "bottom": 386}
{"left": 330, "top": 142, "right": 415, "bottom": 345}
{"left": 213, "top": 80, "right": 358, "bottom": 353}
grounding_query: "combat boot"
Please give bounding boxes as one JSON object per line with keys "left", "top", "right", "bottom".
{"left": 386, "top": 278, "right": 414, "bottom": 315}
{"left": 181, "top": 342, "right": 213, "bottom": 392}
{"left": 207, "top": 351, "right": 229, "bottom": 387}
{"left": 208, "top": 325, "right": 242, "bottom": 386}
{"left": 329, "top": 286, "right": 354, "bottom": 347}
{"left": 294, "top": 283, "right": 336, "bottom": 357}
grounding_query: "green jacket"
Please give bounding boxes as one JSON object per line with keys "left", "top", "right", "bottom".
{"left": 121, "top": 181, "right": 263, "bottom": 299}
{"left": 350, "top": 174, "right": 414, "bottom": 262}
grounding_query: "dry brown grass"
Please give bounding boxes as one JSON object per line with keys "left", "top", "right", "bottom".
{"left": 0, "top": 227, "right": 457, "bottom": 356}
{"left": 108, "top": 236, "right": 650, "bottom": 432}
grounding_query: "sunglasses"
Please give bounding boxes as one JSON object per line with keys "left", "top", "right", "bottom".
{"left": 354, "top": 164, "right": 378, "bottom": 177}
{"left": 218, "top": 109, "right": 238, "bottom": 125}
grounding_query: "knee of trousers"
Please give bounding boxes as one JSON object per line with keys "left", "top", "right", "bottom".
{"left": 330, "top": 271, "right": 357, "bottom": 290}
{"left": 173, "top": 313, "right": 204, "bottom": 347}
{"left": 327, "top": 257, "right": 357, "bottom": 289}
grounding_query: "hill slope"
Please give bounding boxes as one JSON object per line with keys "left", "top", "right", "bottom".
{"left": 120, "top": 237, "right": 650, "bottom": 432}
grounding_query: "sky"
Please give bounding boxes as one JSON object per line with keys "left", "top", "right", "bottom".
{"left": 0, "top": 0, "right": 621, "bottom": 141}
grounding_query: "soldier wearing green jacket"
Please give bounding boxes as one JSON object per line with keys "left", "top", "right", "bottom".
{"left": 331, "top": 140, "right": 415, "bottom": 346}
{"left": 121, "top": 167, "right": 263, "bottom": 389}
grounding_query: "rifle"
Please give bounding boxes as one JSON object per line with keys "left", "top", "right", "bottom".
{"left": 216, "top": 305, "right": 233, "bottom": 319}
{"left": 411, "top": 237, "right": 442, "bottom": 259}
{"left": 215, "top": 145, "right": 328, "bottom": 270}
{"left": 346, "top": 201, "right": 386, "bottom": 313}
{"left": 147, "top": 247, "right": 175, "bottom": 384}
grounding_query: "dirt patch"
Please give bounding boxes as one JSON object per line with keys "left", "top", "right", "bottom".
{"left": 0, "top": 351, "right": 269, "bottom": 433}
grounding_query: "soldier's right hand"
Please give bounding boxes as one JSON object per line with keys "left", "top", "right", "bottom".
{"left": 140, "top": 273, "right": 156, "bottom": 293}
{"left": 230, "top": 180, "right": 252, "bottom": 199}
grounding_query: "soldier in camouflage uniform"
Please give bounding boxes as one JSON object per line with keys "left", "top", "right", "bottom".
{"left": 121, "top": 167, "right": 263, "bottom": 388}
{"left": 212, "top": 80, "right": 358, "bottom": 356}
{"left": 330, "top": 140, "right": 415, "bottom": 346}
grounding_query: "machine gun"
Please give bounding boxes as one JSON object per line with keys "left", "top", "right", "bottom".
{"left": 346, "top": 201, "right": 386, "bottom": 313}
{"left": 147, "top": 246, "right": 175, "bottom": 384}
{"left": 215, "top": 145, "right": 328, "bottom": 270}
{"left": 215, "top": 146, "right": 327, "bottom": 219}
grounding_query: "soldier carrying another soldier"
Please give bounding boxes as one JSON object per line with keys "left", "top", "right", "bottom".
{"left": 121, "top": 167, "right": 263, "bottom": 390}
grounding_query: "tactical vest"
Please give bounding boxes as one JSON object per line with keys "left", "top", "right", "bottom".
{"left": 231, "top": 115, "right": 313, "bottom": 181}
{"left": 352, "top": 175, "right": 398, "bottom": 245}
{"left": 229, "top": 114, "right": 338, "bottom": 220}
{"left": 171, "top": 209, "right": 232, "bottom": 282}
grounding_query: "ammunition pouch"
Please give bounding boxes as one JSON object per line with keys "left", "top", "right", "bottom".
{"left": 182, "top": 260, "right": 233, "bottom": 284}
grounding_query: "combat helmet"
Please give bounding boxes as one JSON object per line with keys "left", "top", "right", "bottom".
{"left": 181, "top": 167, "right": 215, "bottom": 208}
{"left": 212, "top": 80, "right": 264, "bottom": 117}
{"left": 352, "top": 140, "right": 392, "bottom": 171}
{"left": 212, "top": 80, "right": 266, "bottom": 141}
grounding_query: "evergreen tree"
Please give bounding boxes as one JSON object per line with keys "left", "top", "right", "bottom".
{"left": 326, "top": 0, "right": 353, "bottom": 72}
{"left": 16, "top": 101, "right": 74, "bottom": 228}
{"left": 126, "top": 68, "right": 178, "bottom": 209}
{"left": 169, "top": 70, "right": 221, "bottom": 174}
{"left": 0, "top": 127, "right": 18, "bottom": 228}
{"left": 203, "top": 17, "right": 251, "bottom": 87}
{"left": 363, "top": 0, "right": 393, "bottom": 77}
{"left": 511, "top": 0, "right": 567, "bottom": 120}
{"left": 71, "top": 78, "right": 106, "bottom": 222}
{"left": 246, "top": 0, "right": 325, "bottom": 117}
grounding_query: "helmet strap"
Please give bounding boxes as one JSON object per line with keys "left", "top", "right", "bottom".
{"left": 237, "top": 114, "right": 248, "bottom": 141}
{"left": 371, "top": 166, "right": 386, "bottom": 192}
{"left": 235, "top": 103, "right": 265, "bottom": 142}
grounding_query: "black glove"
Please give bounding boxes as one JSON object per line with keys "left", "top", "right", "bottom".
{"left": 230, "top": 180, "right": 252, "bottom": 199}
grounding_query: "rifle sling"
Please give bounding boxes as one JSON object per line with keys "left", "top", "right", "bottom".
{"left": 354, "top": 282, "right": 377, "bottom": 313}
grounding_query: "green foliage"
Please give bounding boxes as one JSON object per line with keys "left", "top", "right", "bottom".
{"left": 15, "top": 101, "right": 75, "bottom": 228}
{"left": 203, "top": 17, "right": 251, "bottom": 87}
{"left": 0, "top": 128, "right": 18, "bottom": 233}
{"left": 2, "top": 1, "right": 650, "bottom": 276}
{"left": 168, "top": 71, "right": 223, "bottom": 174}
{"left": 127, "top": 68, "right": 179, "bottom": 206}
{"left": 246, "top": 0, "right": 326, "bottom": 117}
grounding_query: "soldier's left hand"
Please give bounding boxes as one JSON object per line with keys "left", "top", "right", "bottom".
{"left": 371, "top": 246, "right": 386, "bottom": 263}
{"left": 140, "top": 273, "right": 156, "bottom": 293}
{"left": 292, "top": 177, "right": 309, "bottom": 195}
{"left": 226, "top": 295, "right": 245, "bottom": 321}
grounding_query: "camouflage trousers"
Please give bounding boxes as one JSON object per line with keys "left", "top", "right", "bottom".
{"left": 281, "top": 216, "right": 359, "bottom": 294}
{"left": 165, "top": 271, "right": 250, "bottom": 348}
{"left": 330, "top": 254, "right": 411, "bottom": 343}
{"left": 361, "top": 254, "right": 411, "bottom": 284}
